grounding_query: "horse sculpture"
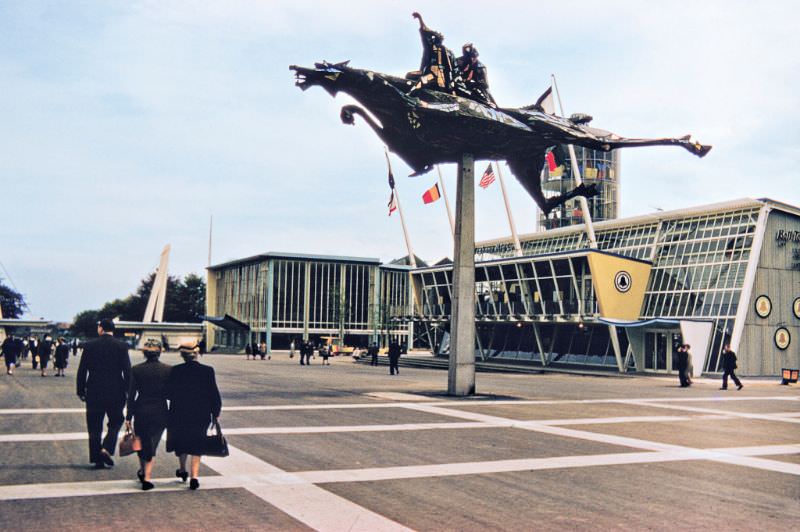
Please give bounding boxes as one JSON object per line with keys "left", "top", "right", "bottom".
{"left": 290, "top": 61, "right": 711, "bottom": 214}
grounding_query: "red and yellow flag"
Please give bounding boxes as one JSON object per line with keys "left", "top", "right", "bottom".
{"left": 422, "top": 183, "right": 441, "bottom": 204}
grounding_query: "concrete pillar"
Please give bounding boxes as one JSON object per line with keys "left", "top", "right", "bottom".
{"left": 265, "top": 260, "right": 274, "bottom": 354}
{"left": 448, "top": 153, "right": 476, "bottom": 396}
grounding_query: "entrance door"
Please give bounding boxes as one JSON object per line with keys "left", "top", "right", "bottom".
{"left": 644, "top": 331, "right": 681, "bottom": 372}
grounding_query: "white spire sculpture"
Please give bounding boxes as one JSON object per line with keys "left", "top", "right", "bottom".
{"left": 143, "top": 244, "right": 171, "bottom": 323}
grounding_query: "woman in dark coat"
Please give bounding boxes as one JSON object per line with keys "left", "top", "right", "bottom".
{"left": 38, "top": 335, "right": 54, "bottom": 377}
{"left": 166, "top": 342, "right": 222, "bottom": 490}
{"left": 125, "top": 341, "right": 171, "bottom": 490}
{"left": 53, "top": 337, "right": 70, "bottom": 377}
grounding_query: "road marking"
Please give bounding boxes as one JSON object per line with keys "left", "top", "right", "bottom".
{"left": 1, "top": 443, "right": 798, "bottom": 503}
{"left": 1, "top": 395, "right": 796, "bottom": 416}
{"left": 614, "top": 399, "right": 800, "bottom": 424}
{"left": 204, "top": 445, "right": 413, "bottom": 532}
{"left": 400, "top": 403, "right": 800, "bottom": 476}
{"left": 4, "top": 413, "right": 784, "bottom": 442}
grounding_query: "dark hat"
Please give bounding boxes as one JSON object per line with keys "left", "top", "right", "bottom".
{"left": 98, "top": 319, "right": 116, "bottom": 332}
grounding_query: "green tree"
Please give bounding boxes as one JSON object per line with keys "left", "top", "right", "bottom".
{"left": 70, "top": 272, "right": 206, "bottom": 333}
{"left": 0, "top": 278, "right": 26, "bottom": 318}
{"left": 70, "top": 309, "right": 100, "bottom": 337}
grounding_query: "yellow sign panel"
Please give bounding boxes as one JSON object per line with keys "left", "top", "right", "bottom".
{"left": 587, "top": 253, "right": 652, "bottom": 321}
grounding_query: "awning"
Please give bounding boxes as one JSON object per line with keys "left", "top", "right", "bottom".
{"left": 598, "top": 318, "right": 681, "bottom": 328}
{"left": 202, "top": 314, "right": 250, "bottom": 331}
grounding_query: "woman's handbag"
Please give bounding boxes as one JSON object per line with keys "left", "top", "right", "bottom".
{"left": 119, "top": 428, "right": 142, "bottom": 456}
{"left": 203, "top": 417, "right": 229, "bottom": 457}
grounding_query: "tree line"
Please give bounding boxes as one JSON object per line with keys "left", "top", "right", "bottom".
{"left": 70, "top": 273, "right": 206, "bottom": 337}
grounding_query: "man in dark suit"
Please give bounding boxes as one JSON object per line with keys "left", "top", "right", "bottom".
{"left": 388, "top": 341, "right": 401, "bottom": 375}
{"left": 720, "top": 344, "right": 743, "bottom": 390}
{"left": 76, "top": 319, "right": 131, "bottom": 469}
{"left": 368, "top": 343, "right": 379, "bottom": 366}
{"left": 675, "top": 344, "right": 690, "bottom": 387}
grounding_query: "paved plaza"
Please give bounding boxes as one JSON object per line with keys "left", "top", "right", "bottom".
{"left": 0, "top": 352, "right": 798, "bottom": 531}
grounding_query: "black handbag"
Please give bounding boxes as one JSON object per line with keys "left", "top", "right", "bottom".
{"left": 202, "top": 417, "right": 229, "bottom": 457}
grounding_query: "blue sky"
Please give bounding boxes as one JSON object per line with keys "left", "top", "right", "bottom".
{"left": 2, "top": 1, "right": 798, "bottom": 321}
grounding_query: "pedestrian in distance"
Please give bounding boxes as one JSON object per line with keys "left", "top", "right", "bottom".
{"left": 290, "top": 339, "right": 295, "bottom": 359}
{"left": 76, "top": 319, "right": 132, "bottom": 469}
{"left": 675, "top": 344, "right": 689, "bottom": 387}
{"left": 21, "top": 338, "right": 30, "bottom": 360}
{"left": 125, "top": 340, "right": 172, "bottom": 491}
{"left": 369, "top": 343, "right": 379, "bottom": 366}
{"left": 166, "top": 341, "right": 222, "bottom": 491}
{"left": 388, "top": 340, "right": 401, "bottom": 375}
{"left": 260, "top": 341, "right": 268, "bottom": 360}
{"left": 71, "top": 338, "right": 80, "bottom": 357}
{"left": 38, "top": 334, "right": 54, "bottom": 377}
{"left": 2, "top": 333, "right": 21, "bottom": 375}
{"left": 245, "top": 343, "right": 252, "bottom": 360}
{"left": 321, "top": 345, "right": 331, "bottom": 365}
{"left": 54, "top": 337, "right": 70, "bottom": 377}
{"left": 720, "top": 344, "right": 743, "bottom": 390}
{"left": 29, "top": 336, "right": 38, "bottom": 370}
{"left": 685, "top": 344, "right": 694, "bottom": 386}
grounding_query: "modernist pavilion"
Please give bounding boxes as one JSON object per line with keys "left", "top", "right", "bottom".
{"left": 206, "top": 197, "right": 800, "bottom": 377}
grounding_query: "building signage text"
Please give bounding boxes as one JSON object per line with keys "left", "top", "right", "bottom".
{"left": 775, "top": 229, "right": 800, "bottom": 247}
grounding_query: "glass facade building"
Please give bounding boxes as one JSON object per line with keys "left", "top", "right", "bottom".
{"left": 409, "top": 198, "right": 800, "bottom": 376}
{"left": 206, "top": 253, "right": 411, "bottom": 351}
{"left": 206, "top": 199, "right": 800, "bottom": 377}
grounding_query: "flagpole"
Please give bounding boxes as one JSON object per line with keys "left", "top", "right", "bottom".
{"left": 493, "top": 162, "right": 523, "bottom": 257}
{"left": 207, "top": 215, "right": 213, "bottom": 267}
{"left": 436, "top": 165, "right": 455, "bottom": 239}
{"left": 385, "top": 147, "right": 417, "bottom": 268}
{"left": 551, "top": 74, "right": 597, "bottom": 249}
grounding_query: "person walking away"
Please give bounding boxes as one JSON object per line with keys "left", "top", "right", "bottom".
{"left": 166, "top": 342, "right": 222, "bottom": 490}
{"left": 321, "top": 345, "right": 330, "bottom": 365}
{"left": 388, "top": 341, "right": 401, "bottom": 375}
{"left": 685, "top": 344, "right": 694, "bottom": 386}
{"left": 2, "top": 333, "right": 21, "bottom": 375}
{"left": 29, "top": 337, "right": 38, "bottom": 370}
{"left": 76, "top": 319, "right": 131, "bottom": 469}
{"left": 72, "top": 338, "right": 80, "bottom": 357}
{"left": 260, "top": 341, "right": 268, "bottom": 360}
{"left": 369, "top": 343, "right": 379, "bottom": 366}
{"left": 125, "top": 340, "right": 171, "bottom": 490}
{"left": 54, "top": 337, "right": 70, "bottom": 377}
{"left": 675, "top": 344, "right": 689, "bottom": 387}
{"left": 720, "top": 344, "right": 743, "bottom": 390}
{"left": 245, "top": 343, "right": 252, "bottom": 360}
{"left": 38, "top": 334, "right": 54, "bottom": 377}
{"left": 21, "top": 338, "right": 29, "bottom": 361}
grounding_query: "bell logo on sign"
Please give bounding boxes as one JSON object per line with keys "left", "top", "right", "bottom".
{"left": 614, "top": 271, "right": 632, "bottom": 293}
{"left": 755, "top": 295, "right": 771, "bottom": 318}
{"left": 775, "top": 327, "right": 791, "bottom": 350}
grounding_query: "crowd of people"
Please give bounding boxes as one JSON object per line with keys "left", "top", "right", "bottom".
{"left": 1, "top": 333, "right": 80, "bottom": 376}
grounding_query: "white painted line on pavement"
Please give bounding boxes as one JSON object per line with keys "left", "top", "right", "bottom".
{"left": 204, "top": 445, "right": 413, "bottom": 532}
{"left": 1, "top": 395, "right": 796, "bottom": 416}
{"left": 2, "top": 442, "right": 798, "bottom": 504}
{"left": 614, "top": 399, "right": 800, "bottom": 424}
{"left": 400, "top": 403, "right": 800, "bottom": 476}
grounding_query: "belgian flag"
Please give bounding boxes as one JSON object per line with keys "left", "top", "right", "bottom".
{"left": 422, "top": 183, "right": 441, "bottom": 204}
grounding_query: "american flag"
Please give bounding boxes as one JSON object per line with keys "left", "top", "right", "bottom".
{"left": 479, "top": 163, "right": 495, "bottom": 189}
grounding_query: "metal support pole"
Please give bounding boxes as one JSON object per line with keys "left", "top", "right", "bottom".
{"left": 437, "top": 165, "right": 455, "bottom": 239}
{"left": 448, "top": 153, "right": 476, "bottom": 396}
{"left": 494, "top": 162, "right": 522, "bottom": 256}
